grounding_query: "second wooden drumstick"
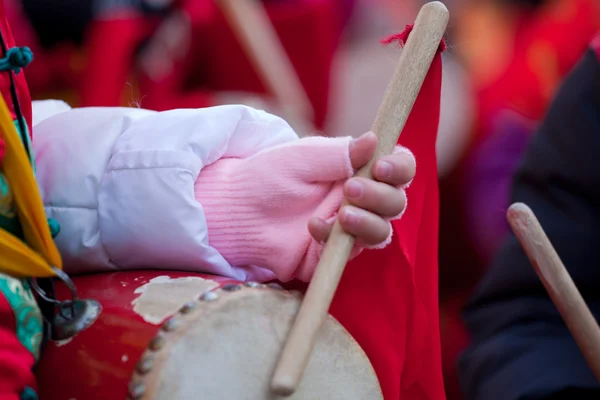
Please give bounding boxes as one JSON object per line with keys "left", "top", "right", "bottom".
{"left": 270, "top": 1, "right": 449, "bottom": 396}
{"left": 216, "top": 0, "right": 315, "bottom": 132}
{"left": 507, "top": 203, "right": 600, "bottom": 382}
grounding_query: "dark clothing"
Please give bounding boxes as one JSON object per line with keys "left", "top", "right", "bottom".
{"left": 22, "top": 0, "right": 94, "bottom": 47}
{"left": 21, "top": 0, "right": 174, "bottom": 48}
{"left": 459, "top": 48, "right": 600, "bottom": 400}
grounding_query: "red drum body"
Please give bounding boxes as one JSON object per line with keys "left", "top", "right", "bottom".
{"left": 36, "top": 271, "right": 382, "bottom": 400}
{"left": 36, "top": 271, "right": 229, "bottom": 400}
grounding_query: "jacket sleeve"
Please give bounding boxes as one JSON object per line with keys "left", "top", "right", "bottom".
{"left": 33, "top": 105, "right": 297, "bottom": 280}
{"left": 459, "top": 48, "right": 600, "bottom": 400}
{"left": 99, "top": 105, "right": 297, "bottom": 281}
{"left": 31, "top": 100, "right": 72, "bottom": 127}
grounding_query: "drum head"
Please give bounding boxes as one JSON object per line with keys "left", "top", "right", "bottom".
{"left": 129, "top": 283, "right": 383, "bottom": 399}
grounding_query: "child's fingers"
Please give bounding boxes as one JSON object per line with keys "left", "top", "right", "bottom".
{"left": 349, "top": 131, "right": 377, "bottom": 170}
{"left": 339, "top": 205, "right": 391, "bottom": 245}
{"left": 372, "top": 148, "right": 415, "bottom": 187}
{"left": 344, "top": 177, "right": 406, "bottom": 218}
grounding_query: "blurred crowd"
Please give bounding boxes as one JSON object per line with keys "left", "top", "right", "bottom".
{"left": 10, "top": 0, "right": 600, "bottom": 398}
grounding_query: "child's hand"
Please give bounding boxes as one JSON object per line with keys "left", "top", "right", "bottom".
{"left": 195, "top": 131, "right": 414, "bottom": 282}
{"left": 308, "top": 131, "right": 415, "bottom": 247}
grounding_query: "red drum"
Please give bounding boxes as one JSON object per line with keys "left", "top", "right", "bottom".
{"left": 36, "top": 271, "right": 382, "bottom": 400}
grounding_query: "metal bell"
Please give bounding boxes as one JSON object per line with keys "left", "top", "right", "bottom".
{"left": 32, "top": 267, "right": 102, "bottom": 341}
{"left": 52, "top": 298, "right": 102, "bottom": 341}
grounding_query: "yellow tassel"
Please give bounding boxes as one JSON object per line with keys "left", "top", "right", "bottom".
{"left": 0, "top": 94, "right": 61, "bottom": 278}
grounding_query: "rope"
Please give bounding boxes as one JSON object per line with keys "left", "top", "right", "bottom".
{"left": 0, "top": 47, "right": 33, "bottom": 74}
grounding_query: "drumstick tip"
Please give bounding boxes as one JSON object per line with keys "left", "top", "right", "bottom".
{"left": 507, "top": 202, "right": 534, "bottom": 224}
{"left": 423, "top": 0, "right": 449, "bottom": 12}
{"left": 420, "top": 1, "right": 450, "bottom": 22}
{"left": 508, "top": 202, "right": 532, "bottom": 214}
{"left": 270, "top": 375, "right": 296, "bottom": 397}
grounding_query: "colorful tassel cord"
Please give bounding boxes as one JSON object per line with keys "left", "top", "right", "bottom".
{"left": 0, "top": 94, "right": 61, "bottom": 278}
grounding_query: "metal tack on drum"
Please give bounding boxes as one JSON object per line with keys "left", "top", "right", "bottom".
{"left": 161, "top": 317, "right": 179, "bottom": 332}
{"left": 200, "top": 291, "right": 218, "bottom": 301}
{"left": 128, "top": 381, "right": 146, "bottom": 400}
{"left": 179, "top": 301, "right": 197, "bottom": 314}
{"left": 148, "top": 335, "right": 166, "bottom": 351}
{"left": 267, "top": 283, "right": 283, "bottom": 290}
{"left": 221, "top": 283, "right": 242, "bottom": 292}
{"left": 136, "top": 355, "right": 154, "bottom": 375}
{"left": 244, "top": 281, "right": 261, "bottom": 288}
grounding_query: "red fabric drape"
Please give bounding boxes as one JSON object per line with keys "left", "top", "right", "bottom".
{"left": 284, "top": 26, "right": 445, "bottom": 400}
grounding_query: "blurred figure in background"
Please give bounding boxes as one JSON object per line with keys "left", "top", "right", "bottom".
{"left": 457, "top": 0, "right": 600, "bottom": 264}
{"left": 459, "top": 33, "right": 600, "bottom": 400}
{"left": 5, "top": 0, "right": 175, "bottom": 103}
{"left": 133, "top": 0, "right": 344, "bottom": 129}
{"left": 9, "top": 0, "right": 350, "bottom": 130}
{"left": 437, "top": 1, "right": 600, "bottom": 399}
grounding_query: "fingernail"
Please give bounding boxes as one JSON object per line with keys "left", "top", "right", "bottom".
{"left": 343, "top": 208, "right": 360, "bottom": 225}
{"left": 346, "top": 180, "right": 363, "bottom": 198}
{"left": 351, "top": 131, "right": 376, "bottom": 145}
{"left": 376, "top": 161, "right": 392, "bottom": 178}
{"left": 363, "top": 131, "right": 376, "bottom": 139}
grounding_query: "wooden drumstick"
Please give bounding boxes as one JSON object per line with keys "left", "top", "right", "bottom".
{"left": 215, "top": 0, "right": 315, "bottom": 133}
{"left": 270, "top": 2, "right": 449, "bottom": 396}
{"left": 507, "top": 203, "right": 600, "bottom": 382}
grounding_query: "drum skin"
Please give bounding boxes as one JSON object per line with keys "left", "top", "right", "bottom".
{"left": 35, "top": 271, "right": 383, "bottom": 400}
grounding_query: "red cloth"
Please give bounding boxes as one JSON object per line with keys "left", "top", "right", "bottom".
{"left": 0, "top": 0, "right": 32, "bottom": 133}
{"left": 0, "top": 293, "right": 36, "bottom": 400}
{"left": 592, "top": 32, "right": 600, "bottom": 59}
{"left": 79, "top": 16, "right": 154, "bottom": 107}
{"left": 284, "top": 28, "right": 445, "bottom": 400}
